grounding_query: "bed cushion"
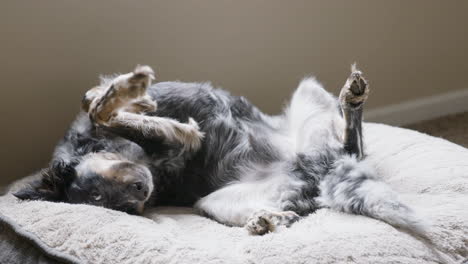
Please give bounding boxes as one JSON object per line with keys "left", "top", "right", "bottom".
{"left": 0, "top": 123, "right": 467, "bottom": 264}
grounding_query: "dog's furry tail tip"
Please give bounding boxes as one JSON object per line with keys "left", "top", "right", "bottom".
{"left": 370, "top": 199, "right": 431, "bottom": 238}
{"left": 317, "top": 156, "right": 430, "bottom": 239}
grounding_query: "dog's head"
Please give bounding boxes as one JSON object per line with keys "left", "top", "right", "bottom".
{"left": 14, "top": 152, "right": 153, "bottom": 215}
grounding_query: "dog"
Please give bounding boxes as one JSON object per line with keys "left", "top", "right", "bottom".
{"left": 14, "top": 64, "right": 427, "bottom": 236}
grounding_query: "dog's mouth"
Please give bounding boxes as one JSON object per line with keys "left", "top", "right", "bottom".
{"left": 136, "top": 201, "right": 146, "bottom": 215}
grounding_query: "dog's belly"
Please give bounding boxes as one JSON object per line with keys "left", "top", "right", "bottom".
{"left": 145, "top": 81, "right": 340, "bottom": 213}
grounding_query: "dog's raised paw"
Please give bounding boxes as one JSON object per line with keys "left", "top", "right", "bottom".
{"left": 339, "top": 64, "right": 369, "bottom": 109}
{"left": 131, "top": 65, "right": 155, "bottom": 89}
{"left": 112, "top": 65, "right": 155, "bottom": 99}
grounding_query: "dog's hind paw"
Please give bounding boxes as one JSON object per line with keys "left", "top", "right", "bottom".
{"left": 339, "top": 64, "right": 369, "bottom": 109}
{"left": 245, "top": 210, "right": 300, "bottom": 235}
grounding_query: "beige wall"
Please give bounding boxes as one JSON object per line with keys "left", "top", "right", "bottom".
{"left": 1, "top": 0, "right": 468, "bottom": 186}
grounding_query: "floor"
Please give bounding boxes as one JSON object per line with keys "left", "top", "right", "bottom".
{"left": 405, "top": 112, "right": 468, "bottom": 148}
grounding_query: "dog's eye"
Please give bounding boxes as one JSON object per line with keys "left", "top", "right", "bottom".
{"left": 92, "top": 193, "right": 102, "bottom": 201}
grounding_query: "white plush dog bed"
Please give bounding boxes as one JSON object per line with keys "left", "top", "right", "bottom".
{"left": 1, "top": 123, "right": 467, "bottom": 264}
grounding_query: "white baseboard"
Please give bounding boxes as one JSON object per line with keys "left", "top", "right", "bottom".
{"left": 364, "top": 88, "right": 468, "bottom": 126}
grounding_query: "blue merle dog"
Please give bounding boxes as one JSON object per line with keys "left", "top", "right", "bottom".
{"left": 14, "top": 65, "right": 427, "bottom": 236}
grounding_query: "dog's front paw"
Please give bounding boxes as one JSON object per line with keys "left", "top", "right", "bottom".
{"left": 339, "top": 64, "right": 369, "bottom": 109}
{"left": 179, "top": 118, "right": 204, "bottom": 152}
{"left": 113, "top": 65, "right": 155, "bottom": 99}
{"left": 85, "top": 65, "right": 157, "bottom": 125}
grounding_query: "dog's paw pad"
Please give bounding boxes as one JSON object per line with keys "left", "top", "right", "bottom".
{"left": 340, "top": 64, "right": 369, "bottom": 108}
{"left": 108, "top": 65, "right": 155, "bottom": 100}
{"left": 133, "top": 65, "right": 155, "bottom": 81}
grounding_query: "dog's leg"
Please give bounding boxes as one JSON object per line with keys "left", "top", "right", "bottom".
{"left": 107, "top": 112, "right": 203, "bottom": 151}
{"left": 284, "top": 75, "right": 347, "bottom": 153}
{"left": 85, "top": 65, "right": 203, "bottom": 151}
{"left": 338, "top": 64, "right": 369, "bottom": 159}
{"left": 195, "top": 172, "right": 300, "bottom": 235}
{"left": 286, "top": 77, "right": 338, "bottom": 135}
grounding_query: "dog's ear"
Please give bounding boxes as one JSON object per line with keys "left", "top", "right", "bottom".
{"left": 14, "top": 161, "right": 75, "bottom": 202}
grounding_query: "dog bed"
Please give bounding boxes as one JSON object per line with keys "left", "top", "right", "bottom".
{"left": 0, "top": 123, "right": 467, "bottom": 264}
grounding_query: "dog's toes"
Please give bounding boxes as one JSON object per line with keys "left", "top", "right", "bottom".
{"left": 246, "top": 213, "right": 274, "bottom": 235}
{"left": 245, "top": 210, "right": 300, "bottom": 235}
{"left": 132, "top": 65, "right": 155, "bottom": 83}
{"left": 127, "top": 65, "right": 155, "bottom": 95}
{"left": 109, "top": 65, "right": 156, "bottom": 100}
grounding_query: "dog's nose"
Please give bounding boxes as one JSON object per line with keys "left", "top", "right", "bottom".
{"left": 133, "top": 181, "right": 144, "bottom": 191}
{"left": 132, "top": 181, "right": 149, "bottom": 200}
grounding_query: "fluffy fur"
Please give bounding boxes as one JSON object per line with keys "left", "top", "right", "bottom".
{"left": 14, "top": 65, "right": 428, "bottom": 238}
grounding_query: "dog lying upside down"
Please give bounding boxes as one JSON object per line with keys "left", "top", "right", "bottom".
{"left": 14, "top": 64, "right": 427, "bottom": 236}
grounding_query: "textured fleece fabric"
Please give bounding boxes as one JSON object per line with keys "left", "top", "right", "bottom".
{"left": 0, "top": 123, "right": 467, "bottom": 264}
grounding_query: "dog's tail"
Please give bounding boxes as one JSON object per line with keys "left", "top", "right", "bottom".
{"left": 316, "top": 155, "right": 429, "bottom": 238}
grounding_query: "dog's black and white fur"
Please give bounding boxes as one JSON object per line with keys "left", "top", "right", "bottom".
{"left": 14, "top": 65, "right": 427, "bottom": 236}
